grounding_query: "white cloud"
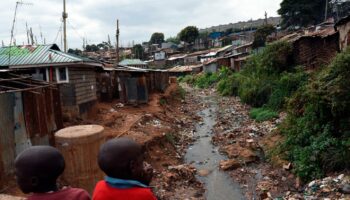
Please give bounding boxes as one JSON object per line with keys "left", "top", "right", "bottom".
{"left": 0, "top": 0, "right": 282, "bottom": 49}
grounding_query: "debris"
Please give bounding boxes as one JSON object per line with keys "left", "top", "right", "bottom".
{"left": 198, "top": 169, "right": 210, "bottom": 177}
{"left": 219, "top": 159, "right": 241, "bottom": 171}
{"left": 283, "top": 163, "right": 292, "bottom": 171}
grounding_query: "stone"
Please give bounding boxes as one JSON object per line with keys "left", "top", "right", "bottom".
{"left": 341, "top": 184, "right": 350, "bottom": 194}
{"left": 283, "top": 162, "right": 292, "bottom": 170}
{"left": 219, "top": 159, "right": 241, "bottom": 171}
{"left": 308, "top": 180, "right": 317, "bottom": 188}
{"left": 198, "top": 169, "right": 210, "bottom": 177}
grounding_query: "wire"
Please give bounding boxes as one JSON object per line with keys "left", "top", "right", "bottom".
{"left": 67, "top": 21, "right": 85, "bottom": 42}
{"left": 53, "top": 22, "right": 63, "bottom": 44}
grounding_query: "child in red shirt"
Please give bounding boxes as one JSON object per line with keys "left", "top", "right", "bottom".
{"left": 15, "top": 146, "right": 91, "bottom": 200}
{"left": 93, "top": 137, "right": 157, "bottom": 200}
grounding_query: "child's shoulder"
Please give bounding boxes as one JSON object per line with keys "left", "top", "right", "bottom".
{"left": 28, "top": 187, "right": 90, "bottom": 200}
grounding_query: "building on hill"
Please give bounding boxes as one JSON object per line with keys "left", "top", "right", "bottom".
{"left": 335, "top": 15, "right": 350, "bottom": 51}
{"left": 199, "top": 17, "right": 281, "bottom": 33}
{"left": 119, "top": 59, "right": 148, "bottom": 69}
{"left": 0, "top": 44, "right": 103, "bottom": 118}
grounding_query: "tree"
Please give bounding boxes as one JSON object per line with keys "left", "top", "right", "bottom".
{"left": 85, "top": 44, "right": 99, "bottom": 52}
{"left": 178, "top": 26, "right": 199, "bottom": 44}
{"left": 165, "top": 36, "right": 180, "bottom": 44}
{"left": 133, "top": 44, "right": 144, "bottom": 60}
{"left": 149, "top": 32, "right": 165, "bottom": 45}
{"left": 252, "top": 24, "right": 276, "bottom": 48}
{"left": 68, "top": 48, "right": 82, "bottom": 55}
{"left": 278, "top": 0, "right": 329, "bottom": 28}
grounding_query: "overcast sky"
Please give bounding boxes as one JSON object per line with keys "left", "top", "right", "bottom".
{"left": 0, "top": 0, "right": 282, "bottom": 49}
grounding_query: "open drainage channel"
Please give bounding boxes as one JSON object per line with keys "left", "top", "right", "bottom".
{"left": 185, "top": 96, "right": 245, "bottom": 200}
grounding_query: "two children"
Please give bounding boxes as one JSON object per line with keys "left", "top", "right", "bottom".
{"left": 14, "top": 138, "right": 156, "bottom": 200}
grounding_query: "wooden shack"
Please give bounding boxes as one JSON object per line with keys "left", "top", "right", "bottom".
{"left": 0, "top": 72, "right": 63, "bottom": 189}
{"left": 0, "top": 44, "right": 103, "bottom": 118}
{"left": 282, "top": 28, "right": 339, "bottom": 69}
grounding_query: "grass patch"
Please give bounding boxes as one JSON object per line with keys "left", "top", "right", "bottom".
{"left": 250, "top": 107, "right": 279, "bottom": 122}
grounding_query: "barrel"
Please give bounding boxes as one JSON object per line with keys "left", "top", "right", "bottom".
{"left": 55, "top": 125, "right": 105, "bottom": 194}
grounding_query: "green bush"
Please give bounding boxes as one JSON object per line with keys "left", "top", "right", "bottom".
{"left": 250, "top": 107, "right": 279, "bottom": 122}
{"left": 194, "top": 72, "right": 219, "bottom": 88}
{"left": 238, "top": 75, "right": 274, "bottom": 107}
{"left": 237, "top": 41, "right": 295, "bottom": 107}
{"left": 179, "top": 75, "right": 195, "bottom": 84}
{"left": 217, "top": 73, "right": 242, "bottom": 96}
{"left": 279, "top": 48, "right": 350, "bottom": 181}
{"left": 267, "top": 69, "right": 309, "bottom": 111}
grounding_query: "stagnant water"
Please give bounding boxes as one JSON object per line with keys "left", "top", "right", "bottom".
{"left": 185, "top": 96, "right": 245, "bottom": 200}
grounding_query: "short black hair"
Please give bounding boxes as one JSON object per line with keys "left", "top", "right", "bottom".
{"left": 98, "top": 138, "right": 142, "bottom": 179}
{"left": 15, "top": 146, "right": 65, "bottom": 181}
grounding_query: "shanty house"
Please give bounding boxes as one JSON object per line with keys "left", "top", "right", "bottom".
{"left": 119, "top": 59, "right": 148, "bottom": 69}
{"left": 115, "top": 67, "right": 169, "bottom": 104}
{"left": 0, "top": 44, "right": 103, "bottom": 118}
{"left": 335, "top": 15, "right": 350, "bottom": 51}
{"left": 282, "top": 27, "right": 339, "bottom": 69}
{"left": 0, "top": 72, "right": 63, "bottom": 189}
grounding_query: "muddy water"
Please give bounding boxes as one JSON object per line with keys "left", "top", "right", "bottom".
{"left": 185, "top": 96, "right": 245, "bottom": 200}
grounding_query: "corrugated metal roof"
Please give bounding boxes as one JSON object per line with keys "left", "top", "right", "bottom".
{"left": 0, "top": 44, "right": 101, "bottom": 68}
{"left": 119, "top": 59, "right": 147, "bottom": 66}
{"left": 168, "top": 64, "right": 202, "bottom": 72}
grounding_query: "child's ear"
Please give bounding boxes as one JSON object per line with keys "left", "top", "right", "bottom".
{"left": 31, "top": 177, "right": 39, "bottom": 187}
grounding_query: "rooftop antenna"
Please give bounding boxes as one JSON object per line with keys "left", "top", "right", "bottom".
{"left": 26, "top": 22, "right": 30, "bottom": 44}
{"left": 10, "top": 1, "right": 33, "bottom": 47}
{"left": 116, "top": 19, "right": 120, "bottom": 64}
{"left": 63, "top": 0, "right": 68, "bottom": 52}
{"left": 39, "top": 25, "right": 44, "bottom": 44}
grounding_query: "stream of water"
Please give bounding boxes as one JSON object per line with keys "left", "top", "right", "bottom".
{"left": 185, "top": 96, "right": 245, "bottom": 200}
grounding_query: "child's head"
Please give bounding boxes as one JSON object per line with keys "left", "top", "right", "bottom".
{"left": 15, "top": 146, "right": 65, "bottom": 193}
{"left": 98, "top": 137, "right": 153, "bottom": 185}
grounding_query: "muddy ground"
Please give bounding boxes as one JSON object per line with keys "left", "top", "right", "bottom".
{"left": 2, "top": 83, "right": 349, "bottom": 200}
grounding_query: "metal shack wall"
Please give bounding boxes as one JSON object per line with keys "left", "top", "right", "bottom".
{"left": 0, "top": 88, "right": 63, "bottom": 189}
{"left": 118, "top": 72, "right": 149, "bottom": 104}
{"left": 0, "top": 93, "right": 16, "bottom": 186}
{"left": 23, "top": 87, "right": 63, "bottom": 146}
{"left": 147, "top": 71, "right": 169, "bottom": 93}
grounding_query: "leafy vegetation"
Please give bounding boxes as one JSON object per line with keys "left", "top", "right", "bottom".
{"left": 250, "top": 107, "right": 279, "bottom": 122}
{"left": 278, "top": 0, "right": 328, "bottom": 28}
{"left": 279, "top": 48, "right": 350, "bottom": 181}
{"left": 178, "top": 26, "right": 199, "bottom": 44}
{"left": 252, "top": 24, "right": 276, "bottom": 48}
{"left": 150, "top": 32, "right": 165, "bottom": 45}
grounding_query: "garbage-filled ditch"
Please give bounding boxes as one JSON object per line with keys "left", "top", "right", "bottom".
{"left": 185, "top": 95, "right": 245, "bottom": 200}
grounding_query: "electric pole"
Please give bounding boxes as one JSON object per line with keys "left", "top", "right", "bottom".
{"left": 325, "top": 0, "right": 329, "bottom": 21}
{"left": 116, "top": 19, "right": 120, "bottom": 65}
{"left": 63, "top": 0, "right": 68, "bottom": 52}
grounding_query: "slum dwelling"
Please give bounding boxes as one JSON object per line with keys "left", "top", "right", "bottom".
{"left": 0, "top": 44, "right": 104, "bottom": 119}
{"left": 0, "top": 72, "right": 63, "bottom": 189}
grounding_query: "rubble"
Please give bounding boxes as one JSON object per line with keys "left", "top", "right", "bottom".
{"left": 219, "top": 159, "right": 241, "bottom": 171}
{"left": 283, "top": 174, "right": 350, "bottom": 200}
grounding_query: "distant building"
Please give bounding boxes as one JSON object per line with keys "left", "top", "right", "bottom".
{"left": 119, "top": 59, "right": 148, "bottom": 69}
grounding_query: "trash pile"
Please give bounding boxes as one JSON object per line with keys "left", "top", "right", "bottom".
{"left": 211, "top": 95, "right": 297, "bottom": 199}
{"left": 282, "top": 174, "right": 350, "bottom": 200}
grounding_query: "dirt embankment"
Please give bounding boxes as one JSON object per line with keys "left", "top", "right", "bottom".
{"left": 69, "top": 83, "right": 205, "bottom": 200}
{"left": 1, "top": 83, "right": 205, "bottom": 200}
